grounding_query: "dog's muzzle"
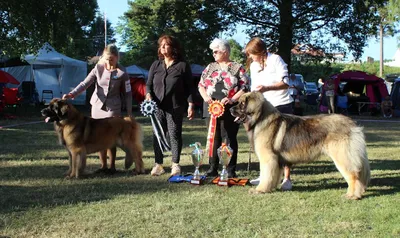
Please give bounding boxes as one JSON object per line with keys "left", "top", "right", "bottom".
{"left": 230, "top": 107, "right": 248, "bottom": 124}
{"left": 41, "top": 108, "right": 59, "bottom": 123}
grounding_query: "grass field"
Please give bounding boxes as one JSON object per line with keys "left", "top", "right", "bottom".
{"left": 0, "top": 105, "right": 400, "bottom": 238}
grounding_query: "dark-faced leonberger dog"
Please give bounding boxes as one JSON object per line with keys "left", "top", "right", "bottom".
{"left": 230, "top": 92, "right": 370, "bottom": 200}
{"left": 41, "top": 98, "right": 145, "bottom": 178}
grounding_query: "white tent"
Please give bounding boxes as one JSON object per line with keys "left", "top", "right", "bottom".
{"left": 385, "top": 48, "right": 400, "bottom": 67}
{"left": 24, "top": 43, "right": 87, "bottom": 105}
{"left": 125, "top": 65, "right": 149, "bottom": 80}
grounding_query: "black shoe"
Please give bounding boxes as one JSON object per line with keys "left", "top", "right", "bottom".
{"left": 228, "top": 171, "right": 237, "bottom": 178}
{"left": 106, "top": 168, "right": 117, "bottom": 175}
{"left": 205, "top": 168, "right": 218, "bottom": 177}
{"left": 94, "top": 167, "right": 108, "bottom": 174}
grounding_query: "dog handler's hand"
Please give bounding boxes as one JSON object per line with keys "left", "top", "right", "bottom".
{"left": 62, "top": 93, "right": 74, "bottom": 100}
{"left": 221, "top": 97, "right": 231, "bottom": 105}
{"left": 187, "top": 104, "right": 194, "bottom": 120}
{"left": 255, "top": 85, "right": 269, "bottom": 93}
{"left": 145, "top": 93, "right": 152, "bottom": 101}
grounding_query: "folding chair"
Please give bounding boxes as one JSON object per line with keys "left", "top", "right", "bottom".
{"left": 336, "top": 95, "right": 349, "bottom": 115}
{"left": 41, "top": 90, "right": 54, "bottom": 104}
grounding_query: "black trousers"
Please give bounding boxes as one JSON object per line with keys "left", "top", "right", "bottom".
{"left": 205, "top": 112, "right": 240, "bottom": 173}
{"left": 153, "top": 107, "right": 183, "bottom": 164}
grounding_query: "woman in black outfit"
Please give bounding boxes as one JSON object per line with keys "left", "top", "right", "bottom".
{"left": 146, "top": 35, "right": 196, "bottom": 176}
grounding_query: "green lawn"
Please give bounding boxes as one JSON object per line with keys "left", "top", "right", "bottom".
{"left": 1, "top": 106, "right": 400, "bottom": 238}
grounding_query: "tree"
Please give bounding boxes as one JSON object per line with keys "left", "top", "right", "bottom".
{"left": 0, "top": 0, "right": 98, "bottom": 60}
{"left": 117, "top": 0, "right": 230, "bottom": 68}
{"left": 228, "top": 39, "right": 245, "bottom": 65}
{"left": 86, "top": 15, "right": 117, "bottom": 56}
{"left": 214, "top": 0, "right": 385, "bottom": 70}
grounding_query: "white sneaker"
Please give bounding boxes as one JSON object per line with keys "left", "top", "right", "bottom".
{"left": 250, "top": 177, "right": 261, "bottom": 185}
{"left": 281, "top": 179, "right": 292, "bottom": 191}
{"left": 170, "top": 163, "right": 181, "bottom": 176}
{"left": 150, "top": 163, "right": 165, "bottom": 176}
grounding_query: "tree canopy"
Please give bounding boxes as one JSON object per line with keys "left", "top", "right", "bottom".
{"left": 214, "top": 0, "right": 392, "bottom": 70}
{"left": 118, "top": 0, "right": 230, "bottom": 68}
{"left": 0, "top": 0, "right": 114, "bottom": 61}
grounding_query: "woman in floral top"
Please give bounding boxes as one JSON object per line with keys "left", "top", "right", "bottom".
{"left": 198, "top": 38, "right": 250, "bottom": 178}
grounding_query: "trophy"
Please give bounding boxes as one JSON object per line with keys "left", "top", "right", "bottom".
{"left": 189, "top": 142, "right": 204, "bottom": 185}
{"left": 217, "top": 142, "right": 233, "bottom": 186}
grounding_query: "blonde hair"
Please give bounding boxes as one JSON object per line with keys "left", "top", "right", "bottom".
{"left": 98, "top": 44, "right": 119, "bottom": 64}
{"left": 244, "top": 37, "right": 267, "bottom": 72}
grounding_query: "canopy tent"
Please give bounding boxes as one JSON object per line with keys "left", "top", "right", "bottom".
{"left": 125, "top": 64, "right": 149, "bottom": 80}
{"left": 384, "top": 48, "right": 400, "bottom": 67}
{"left": 0, "top": 58, "right": 33, "bottom": 88}
{"left": 330, "top": 71, "right": 388, "bottom": 103}
{"left": 24, "top": 43, "right": 87, "bottom": 105}
{"left": 389, "top": 78, "right": 400, "bottom": 110}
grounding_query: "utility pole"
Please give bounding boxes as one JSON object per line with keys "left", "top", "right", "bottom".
{"left": 379, "top": 23, "right": 384, "bottom": 78}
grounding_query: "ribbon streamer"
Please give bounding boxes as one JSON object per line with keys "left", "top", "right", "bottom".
{"left": 140, "top": 100, "right": 171, "bottom": 153}
{"left": 205, "top": 101, "right": 225, "bottom": 158}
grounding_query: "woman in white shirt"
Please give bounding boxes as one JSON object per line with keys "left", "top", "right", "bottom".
{"left": 244, "top": 37, "right": 293, "bottom": 190}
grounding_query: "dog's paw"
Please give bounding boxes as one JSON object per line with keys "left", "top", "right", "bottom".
{"left": 249, "top": 188, "right": 265, "bottom": 195}
{"left": 344, "top": 194, "right": 362, "bottom": 200}
{"left": 64, "top": 169, "right": 72, "bottom": 176}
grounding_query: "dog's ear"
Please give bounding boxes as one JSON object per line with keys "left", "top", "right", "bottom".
{"left": 56, "top": 100, "right": 69, "bottom": 119}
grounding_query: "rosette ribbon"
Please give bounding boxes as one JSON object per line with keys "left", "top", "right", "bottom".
{"left": 205, "top": 100, "right": 225, "bottom": 158}
{"left": 140, "top": 100, "right": 171, "bottom": 153}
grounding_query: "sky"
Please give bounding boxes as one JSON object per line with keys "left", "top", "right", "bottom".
{"left": 98, "top": 0, "right": 399, "bottom": 61}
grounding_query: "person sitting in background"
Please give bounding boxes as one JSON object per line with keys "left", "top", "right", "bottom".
{"left": 336, "top": 89, "right": 348, "bottom": 115}
{"left": 381, "top": 96, "right": 393, "bottom": 118}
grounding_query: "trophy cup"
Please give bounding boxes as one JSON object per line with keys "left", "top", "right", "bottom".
{"left": 217, "top": 142, "right": 233, "bottom": 186}
{"left": 189, "top": 142, "right": 204, "bottom": 185}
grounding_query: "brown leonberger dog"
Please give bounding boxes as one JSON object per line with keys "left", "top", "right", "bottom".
{"left": 41, "top": 98, "right": 144, "bottom": 178}
{"left": 230, "top": 92, "right": 370, "bottom": 199}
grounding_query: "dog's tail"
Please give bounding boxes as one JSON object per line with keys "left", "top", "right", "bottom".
{"left": 349, "top": 126, "right": 371, "bottom": 189}
{"left": 336, "top": 126, "right": 371, "bottom": 199}
{"left": 124, "top": 117, "right": 144, "bottom": 172}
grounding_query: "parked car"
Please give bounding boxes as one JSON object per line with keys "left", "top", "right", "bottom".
{"left": 304, "top": 82, "right": 319, "bottom": 95}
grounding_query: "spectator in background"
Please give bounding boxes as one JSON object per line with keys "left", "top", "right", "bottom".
{"left": 381, "top": 96, "right": 393, "bottom": 118}
{"left": 288, "top": 73, "right": 304, "bottom": 101}
{"left": 324, "top": 78, "right": 335, "bottom": 114}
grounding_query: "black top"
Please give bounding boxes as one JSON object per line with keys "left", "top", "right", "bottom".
{"left": 146, "top": 60, "right": 195, "bottom": 110}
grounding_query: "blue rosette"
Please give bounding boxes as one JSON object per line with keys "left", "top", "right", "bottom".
{"left": 140, "top": 100, "right": 171, "bottom": 153}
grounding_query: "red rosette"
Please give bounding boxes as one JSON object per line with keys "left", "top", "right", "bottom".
{"left": 208, "top": 100, "right": 224, "bottom": 118}
{"left": 206, "top": 101, "right": 225, "bottom": 158}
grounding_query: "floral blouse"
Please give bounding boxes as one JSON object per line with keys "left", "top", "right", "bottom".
{"left": 198, "top": 62, "right": 250, "bottom": 100}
